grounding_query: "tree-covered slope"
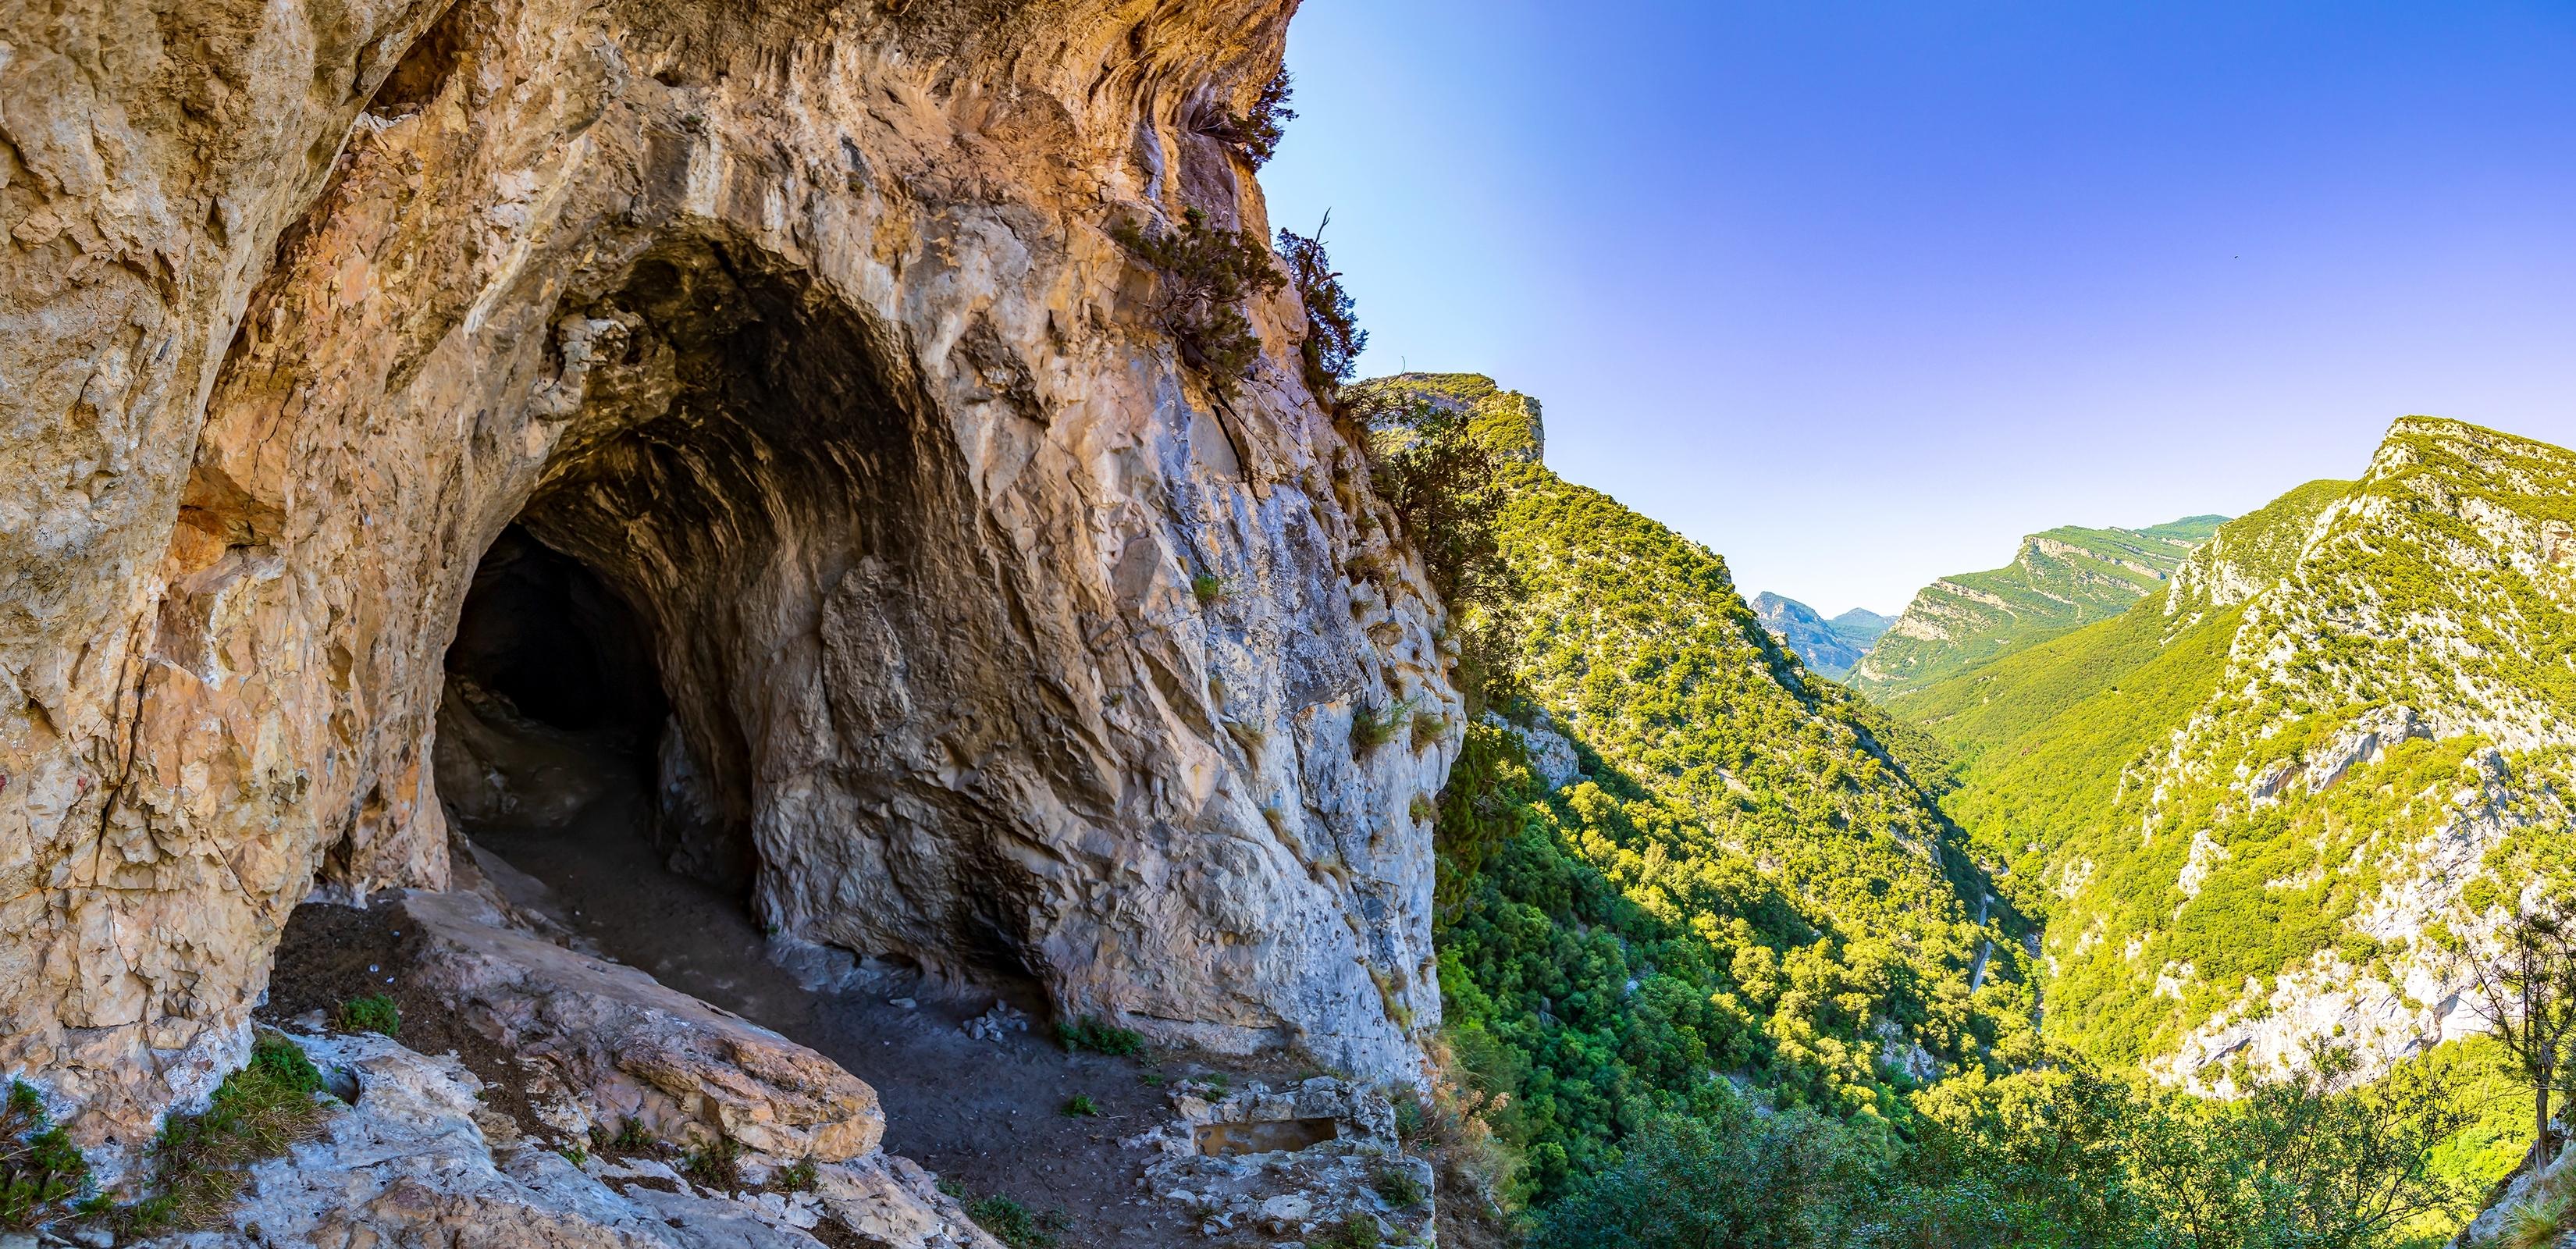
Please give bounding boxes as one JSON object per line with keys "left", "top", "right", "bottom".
{"left": 1751, "top": 593, "right": 1892, "bottom": 680}
{"left": 1363, "top": 375, "right": 2030, "bottom": 1198}
{"left": 1909, "top": 419, "right": 2576, "bottom": 1096}
{"left": 1852, "top": 515, "right": 2226, "bottom": 698}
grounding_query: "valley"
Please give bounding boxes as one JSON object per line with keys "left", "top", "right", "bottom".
{"left": 0, "top": 3, "right": 2559, "bottom": 1248}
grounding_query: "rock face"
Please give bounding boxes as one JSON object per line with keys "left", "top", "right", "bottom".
{"left": 400, "top": 889, "right": 886, "bottom": 1162}
{"left": 0, "top": 0, "right": 1457, "bottom": 1141}
{"left": 137, "top": 1028, "right": 1001, "bottom": 1249}
{"left": 1127, "top": 1074, "right": 1434, "bottom": 1245}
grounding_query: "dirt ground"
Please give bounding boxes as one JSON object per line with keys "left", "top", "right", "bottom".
{"left": 266, "top": 736, "right": 1272, "bottom": 1249}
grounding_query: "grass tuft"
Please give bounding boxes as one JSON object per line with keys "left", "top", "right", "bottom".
{"left": 774, "top": 1158, "right": 819, "bottom": 1192}
{"left": 1055, "top": 1017, "right": 1144, "bottom": 1057}
{"left": 1372, "top": 1164, "right": 1426, "bottom": 1208}
{"left": 334, "top": 993, "right": 400, "bottom": 1036}
{"left": 591, "top": 1116, "right": 655, "bottom": 1155}
{"left": 1060, "top": 1094, "right": 1099, "bottom": 1118}
{"left": 1306, "top": 1211, "right": 1386, "bottom": 1248}
{"left": 966, "top": 1192, "right": 1070, "bottom": 1247}
{"left": 1408, "top": 710, "right": 1447, "bottom": 750}
{"left": 1, "top": 1080, "right": 91, "bottom": 1229}
{"left": 1351, "top": 701, "right": 1411, "bottom": 753}
{"left": 111, "top": 1037, "right": 330, "bottom": 1233}
{"left": 679, "top": 1135, "right": 744, "bottom": 1190}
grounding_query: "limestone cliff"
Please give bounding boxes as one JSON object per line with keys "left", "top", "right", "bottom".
{"left": 0, "top": 0, "right": 1457, "bottom": 1144}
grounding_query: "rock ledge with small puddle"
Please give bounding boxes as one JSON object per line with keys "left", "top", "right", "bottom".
{"left": 1126, "top": 1077, "right": 1435, "bottom": 1245}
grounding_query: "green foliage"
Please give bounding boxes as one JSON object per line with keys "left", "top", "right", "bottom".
{"left": 1400, "top": 407, "right": 2542, "bottom": 1243}
{"left": 1903, "top": 441, "right": 2576, "bottom": 1073}
{"left": 1532, "top": 1041, "right": 2468, "bottom": 1249}
{"left": 1111, "top": 207, "right": 1286, "bottom": 404}
{"left": 1348, "top": 377, "right": 1528, "bottom": 710}
{"left": 1372, "top": 1164, "right": 1425, "bottom": 1208}
{"left": 593, "top": 1116, "right": 655, "bottom": 1153}
{"left": 965, "top": 1193, "right": 1068, "bottom": 1247}
{"left": 1199, "top": 67, "right": 1294, "bottom": 168}
{"left": 1535, "top": 1098, "right": 1886, "bottom": 1249}
{"left": 1056, "top": 1017, "right": 1144, "bottom": 1056}
{"left": 1060, "top": 1094, "right": 1099, "bottom": 1117}
{"left": 1, "top": 1080, "right": 88, "bottom": 1229}
{"left": 114, "top": 1037, "right": 332, "bottom": 1232}
{"left": 335, "top": 992, "right": 400, "bottom": 1035}
{"left": 680, "top": 1135, "right": 744, "bottom": 1189}
{"left": 1276, "top": 216, "right": 1367, "bottom": 403}
{"left": 1351, "top": 701, "right": 1409, "bottom": 753}
{"left": 1191, "top": 573, "right": 1229, "bottom": 605}
{"left": 774, "top": 1158, "right": 818, "bottom": 1192}
{"left": 1307, "top": 1211, "right": 1386, "bottom": 1247}
{"left": 1420, "top": 439, "right": 2029, "bottom": 1201}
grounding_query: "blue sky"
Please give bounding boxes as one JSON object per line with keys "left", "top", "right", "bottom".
{"left": 1258, "top": 0, "right": 2576, "bottom": 617}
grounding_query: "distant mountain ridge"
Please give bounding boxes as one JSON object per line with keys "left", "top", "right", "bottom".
{"left": 1750, "top": 592, "right": 1891, "bottom": 679}
{"left": 1852, "top": 515, "right": 2227, "bottom": 697}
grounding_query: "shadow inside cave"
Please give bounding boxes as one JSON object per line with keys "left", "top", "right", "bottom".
{"left": 422, "top": 523, "right": 1215, "bottom": 1247}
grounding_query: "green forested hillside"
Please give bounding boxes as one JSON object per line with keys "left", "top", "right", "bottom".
{"left": 1374, "top": 380, "right": 2488, "bottom": 1247}
{"left": 1891, "top": 479, "right": 2354, "bottom": 912}
{"left": 1357, "top": 375, "right": 2030, "bottom": 1195}
{"left": 1894, "top": 422, "right": 2576, "bottom": 1210}
{"left": 1852, "top": 515, "right": 2224, "bottom": 698}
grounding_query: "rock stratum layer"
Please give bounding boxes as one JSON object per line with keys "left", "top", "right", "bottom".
{"left": 0, "top": 0, "right": 1457, "bottom": 1142}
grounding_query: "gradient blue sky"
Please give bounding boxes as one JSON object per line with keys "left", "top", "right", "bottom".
{"left": 1258, "top": 1, "right": 2576, "bottom": 617}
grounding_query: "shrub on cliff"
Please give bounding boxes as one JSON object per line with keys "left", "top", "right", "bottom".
{"left": 1350, "top": 388, "right": 1519, "bottom": 710}
{"left": 1112, "top": 207, "right": 1284, "bottom": 405}
{"left": 1195, "top": 68, "right": 1295, "bottom": 168}
{"left": 1276, "top": 216, "right": 1367, "bottom": 405}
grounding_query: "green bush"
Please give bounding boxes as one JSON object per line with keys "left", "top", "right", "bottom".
{"left": 335, "top": 993, "right": 400, "bottom": 1035}
{"left": 1197, "top": 68, "right": 1294, "bottom": 168}
{"left": 1351, "top": 702, "right": 1409, "bottom": 753}
{"left": 1371, "top": 1164, "right": 1425, "bottom": 1208}
{"left": 774, "top": 1158, "right": 818, "bottom": 1192}
{"left": 680, "top": 1135, "right": 743, "bottom": 1189}
{"left": 0, "top": 1080, "right": 89, "bottom": 1229}
{"left": 965, "top": 1193, "right": 1068, "bottom": 1247}
{"left": 1056, "top": 1017, "right": 1144, "bottom": 1057}
{"left": 1110, "top": 208, "right": 1284, "bottom": 404}
{"left": 1276, "top": 216, "right": 1365, "bottom": 404}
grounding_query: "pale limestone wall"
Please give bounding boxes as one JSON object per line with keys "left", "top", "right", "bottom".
{"left": 0, "top": 0, "right": 1456, "bottom": 1140}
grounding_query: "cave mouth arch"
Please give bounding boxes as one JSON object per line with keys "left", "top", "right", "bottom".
{"left": 430, "top": 228, "right": 1061, "bottom": 995}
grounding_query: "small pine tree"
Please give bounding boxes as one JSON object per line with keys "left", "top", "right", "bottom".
{"left": 1201, "top": 69, "right": 1295, "bottom": 168}
{"left": 1110, "top": 208, "right": 1285, "bottom": 404}
{"left": 1275, "top": 215, "right": 1367, "bottom": 407}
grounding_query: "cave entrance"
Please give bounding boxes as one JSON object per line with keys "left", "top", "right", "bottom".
{"left": 436, "top": 523, "right": 758, "bottom": 919}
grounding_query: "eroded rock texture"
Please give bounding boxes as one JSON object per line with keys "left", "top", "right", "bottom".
{"left": 0, "top": 0, "right": 1457, "bottom": 1140}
